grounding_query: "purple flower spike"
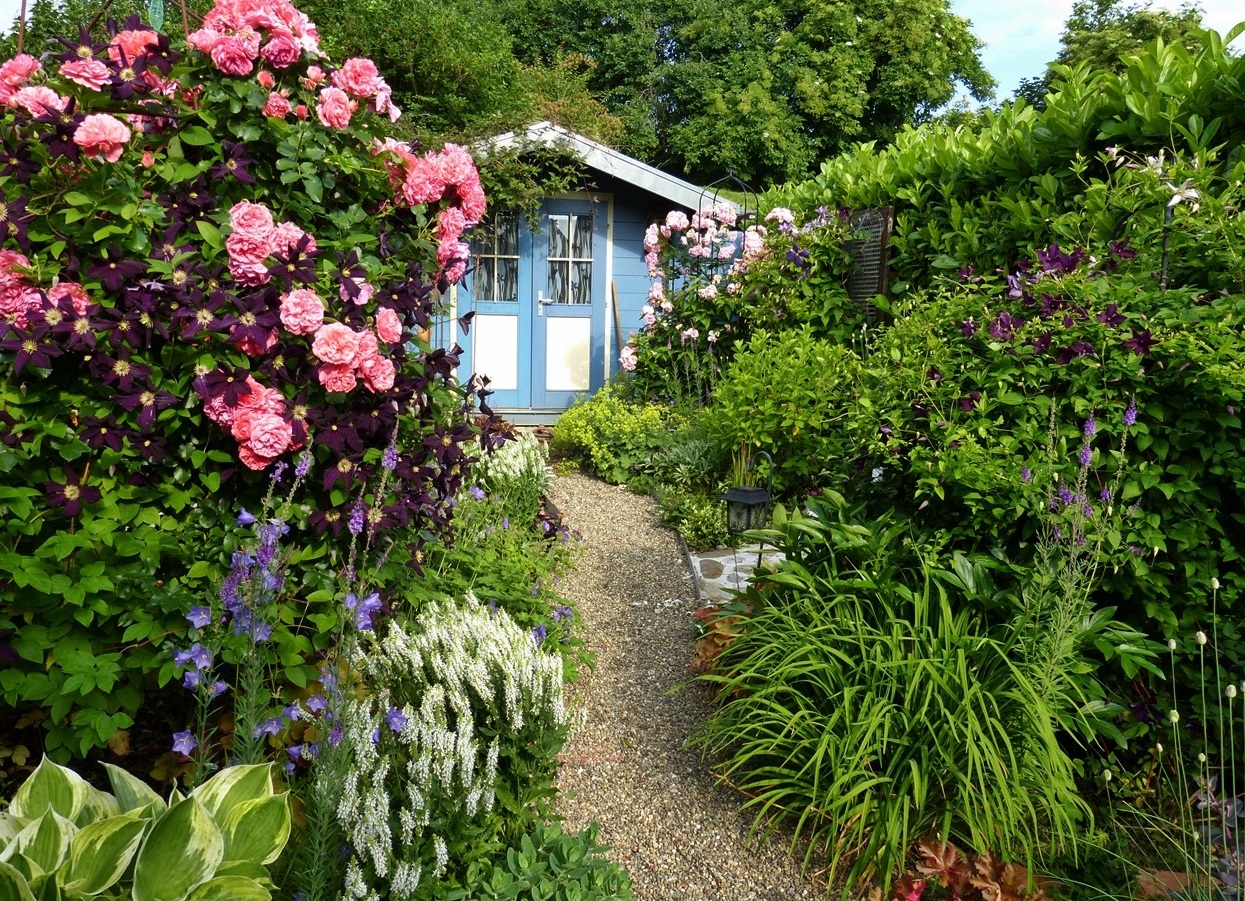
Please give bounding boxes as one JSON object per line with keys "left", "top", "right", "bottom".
{"left": 1100, "top": 487, "right": 1112, "bottom": 502}
{"left": 382, "top": 445, "right": 398, "bottom": 471}
{"left": 1021, "top": 467, "right": 1033, "bottom": 483}
{"left": 1079, "top": 444, "right": 1092, "bottom": 466}
{"left": 1124, "top": 401, "right": 1137, "bottom": 428}
{"left": 172, "top": 730, "right": 197, "bottom": 756}
{"left": 1083, "top": 415, "right": 1097, "bottom": 438}
{"left": 294, "top": 452, "right": 312, "bottom": 479}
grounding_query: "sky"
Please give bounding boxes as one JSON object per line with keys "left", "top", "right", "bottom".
{"left": 0, "top": 0, "right": 1241, "bottom": 101}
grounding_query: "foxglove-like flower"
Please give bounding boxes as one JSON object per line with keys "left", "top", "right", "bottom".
{"left": 172, "top": 730, "right": 197, "bottom": 755}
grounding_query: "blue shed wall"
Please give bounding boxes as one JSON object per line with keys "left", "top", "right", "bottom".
{"left": 596, "top": 174, "right": 692, "bottom": 380}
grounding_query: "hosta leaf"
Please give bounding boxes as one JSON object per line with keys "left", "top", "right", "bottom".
{"left": 76, "top": 785, "right": 123, "bottom": 826}
{"left": 0, "top": 812, "right": 27, "bottom": 847}
{"left": 2, "top": 811, "right": 75, "bottom": 880}
{"left": 190, "top": 765, "right": 273, "bottom": 825}
{"left": 0, "top": 860, "right": 35, "bottom": 901}
{"left": 220, "top": 794, "right": 290, "bottom": 867}
{"left": 9, "top": 759, "right": 90, "bottom": 821}
{"left": 61, "top": 815, "right": 147, "bottom": 896}
{"left": 185, "top": 875, "right": 270, "bottom": 901}
{"left": 132, "top": 798, "right": 223, "bottom": 901}
{"left": 103, "top": 763, "right": 165, "bottom": 815}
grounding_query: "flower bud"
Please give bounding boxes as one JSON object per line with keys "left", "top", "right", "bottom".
{"left": 1229, "top": 684, "right": 1238, "bottom": 699}
{"left": 1155, "top": 743, "right": 1163, "bottom": 754}
{"left": 1212, "top": 578, "right": 1220, "bottom": 590}
{"left": 1168, "top": 639, "right": 1178, "bottom": 651}
{"left": 1196, "top": 631, "right": 1208, "bottom": 646}
{"left": 1170, "top": 710, "right": 1180, "bottom": 724}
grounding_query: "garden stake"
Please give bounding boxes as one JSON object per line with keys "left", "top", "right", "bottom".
{"left": 1160, "top": 203, "right": 1174, "bottom": 289}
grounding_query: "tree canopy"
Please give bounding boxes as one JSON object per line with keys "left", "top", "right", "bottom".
{"left": 1015, "top": 0, "right": 1204, "bottom": 107}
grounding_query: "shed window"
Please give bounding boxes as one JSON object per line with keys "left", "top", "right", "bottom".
{"left": 546, "top": 213, "right": 592, "bottom": 305}
{"left": 472, "top": 212, "right": 519, "bottom": 302}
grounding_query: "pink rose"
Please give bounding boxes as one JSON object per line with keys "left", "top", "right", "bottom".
{"left": 234, "top": 328, "right": 277, "bottom": 356}
{"left": 271, "top": 220, "right": 315, "bottom": 255}
{"left": 317, "top": 363, "right": 357, "bottom": 393}
{"left": 238, "top": 444, "right": 276, "bottom": 471}
{"left": 226, "top": 231, "right": 274, "bottom": 264}
{"left": 186, "top": 28, "right": 225, "bottom": 54}
{"left": 257, "top": 69, "right": 275, "bottom": 89}
{"left": 279, "top": 288, "right": 325, "bottom": 335}
{"left": 229, "top": 200, "right": 275, "bottom": 236}
{"left": 302, "top": 65, "right": 326, "bottom": 88}
{"left": 620, "top": 346, "right": 637, "bottom": 372}
{"left": 236, "top": 376, "right": 286, "bottom": 415}
{"left": 437, "top": 206, "right": 467, "bottom": 243}
{"left": 246, "top": 413, "right": 292, "bottom": 457}
{"left": 457, "top": 178, "right": 487, "bottom": 224}
{"left": 260, "top": 31, "right": 301, "bottom": 68}
{"left": 109, "top": 29, "right": 157, "bottom": 65}
{"left": 376, "top": 307, "right": 403, "bottom": 344}
{"left": 262, "top": 90, "right": 291, "bottom": 118}
{"left": 48, "top": 281, "right": 91, "bottom": 316}
{"left": 209, "top": 32, "right": 261, "bottom": 76}
{"left": 332, "top": 57, "right": 381, "bottom": 98}
{"left": 73, "top": 114, "right": 132, "bottom": 163}
{"left": 203, "top": 394, "right": 236, "bottom": 427}
{"left": 60, "top": 58, "right": 111, "bottom": 91}
{"left": 311, "top": 322, "right": 360, "bottom": 365}
{"left": 228, "top": 257, "right": 272, "bottom": 286}
{"left": 435, "top": 143, "right": 477, "bottom": 186}
{"left": 400, "top": 157, "right": 445, "bottom": 205}
{"left": 0, "top": 54, "right": 40, "bottom": 89}
{"left": 294, "top": 103, "right": 308, "bottom": 120}
{"left": 360, "top": 355, "right": 395, "bottom": 393}
{"left": 339, "top": 278, "right": 373, "bottom": 305}
{"left": 315, "top": 86, "right": 356, "bottom": 130}
{"left": 9, "top": 86, "right": 66, "bottom": 117}
{"left": 354, "top": 330, "right": 379, "bottom": 364}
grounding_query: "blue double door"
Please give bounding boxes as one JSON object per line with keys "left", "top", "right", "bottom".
{"left": 459, "top": 198, "right": 608, "bottom": 411}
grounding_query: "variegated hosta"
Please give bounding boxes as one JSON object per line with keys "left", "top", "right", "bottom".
{"left": 0, "top": 757, "right": 289, "bottom": 901}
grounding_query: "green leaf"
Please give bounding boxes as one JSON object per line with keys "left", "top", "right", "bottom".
{"left": 195, "top": 221, "right": 222, "bottom": 250}
{"left": 190, "top": 765, "right": 274, "bottom": 825}
{"left": 103, "top": 763, "right": 165, "bottom": 814}
{"left": 9, "top": 758, "right": 90, "bottom": 821}
{"left": 219, "top": 794, "right": 290, "bottom": 867}
{"left": 0, "top": 861, "right": 35, "bottom": 901}
{"left": 6, "top": 811, "right": 75, "bottom": 879}
{"left": 179, "top": 126, "right": 215, "bottom": 146}
{"left": 132, "top": 798, "right": 223, "bottom": 901}
{"left": 185, "top": 876, "right": 270, "bottom": 901}
{"left": 60, "top": 815, "right": 147, "bottom": 896}
{"left": 302, "top": 176, "right": 323, "bottom": 203}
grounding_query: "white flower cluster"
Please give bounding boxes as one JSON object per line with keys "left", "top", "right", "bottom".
{"left": 475, "top": 430, "right": 552, "bottom": 499}
{"left": 334, "top": 595, "right": 565, "bottom": 900}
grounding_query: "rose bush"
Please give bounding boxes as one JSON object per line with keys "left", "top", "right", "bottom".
{"left": 0, "top": 0, "right": 501, "bottom": 759}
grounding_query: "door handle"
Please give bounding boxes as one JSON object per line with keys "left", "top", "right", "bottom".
{"left": 537, "top": 291, "right": 556, "bottom": 316}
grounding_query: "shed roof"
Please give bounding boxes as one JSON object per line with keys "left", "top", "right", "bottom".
{"left": 477, "top": 121, "right": 732, "bottom": 213}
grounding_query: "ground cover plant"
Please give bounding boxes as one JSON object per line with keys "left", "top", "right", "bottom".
{"left": 0, "top": 0, "right": 503, "bottom": 760}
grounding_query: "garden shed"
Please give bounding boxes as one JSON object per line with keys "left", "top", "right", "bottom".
{"left": 452, "top": 121, "right": 729, "bottom": 423}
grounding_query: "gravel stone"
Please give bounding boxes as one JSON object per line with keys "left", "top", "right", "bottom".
{"left": 551, "top": 473, "right": 821, "bottom": 901}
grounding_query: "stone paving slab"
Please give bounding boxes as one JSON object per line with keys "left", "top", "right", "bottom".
{"left": 688, "top": 544, "right": 786, "bottom": 602}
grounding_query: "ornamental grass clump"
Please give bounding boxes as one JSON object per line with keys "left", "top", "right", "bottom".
{"left": 329, "top": 596, "right": 567, "bottom": 901}
{"left": 0, "top": 0, "right": 505, "bottom": 758}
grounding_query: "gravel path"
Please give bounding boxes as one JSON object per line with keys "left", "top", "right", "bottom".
{"left": 550, "top": 472, "right": 821, "bottom": 901}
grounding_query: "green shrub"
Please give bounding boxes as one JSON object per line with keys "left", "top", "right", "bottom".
{"left": 656, "top": 488, "right": 729, "bottom": 550}
{"left": 706, "top": 327, "right": 863, "bottom": 496}
{"left": 694, "top": 493, "right": 1156, "bottom": 894}
{"left": 549, "top": 385, "right": 677, "bottom": 485}
{"left": 449, "top": 822, "right": 634, "bottom": 901}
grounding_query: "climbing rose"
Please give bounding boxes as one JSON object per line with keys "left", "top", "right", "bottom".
{"left": 311, "top": 322, "right": 360, "bottom": 365}
{"left": 59, "top": 58, "right": 111, "bottom": 91}
{"left": 73, "top": 114, "right": 132, "bottom": 163}
{"left": 229, "top": 200, "right": 275, "bottom": 235}
{"left": 317, "top": 362, "right": 357, "bottom": 393}
{"left": 332, "top": 57, "right": 381, "bottom": 98}
{"left": 359, "top": 354, "right": 395, "bottom": 393}
{"left": 279, "top": 289, "right": 325, "bottom": 335}
{"left": 376, "top": 307, "right": 402, "bottom": 344}
{"left": 259, "top": 32, "right": 301, "bottom": 68}
{"left": 209, "top": 31, "right": 261, "bottom": 76}
{"left": 316, "top": 86, "right": 356, "bottom": 130}
{"left": 10, "top": 86, "right": 66, "bottom": 117}
{"left": 246, "top": 413, "right": 293, "bottom": 458}
{"left": 262, "top": 90, "right": 291, "bottom": 118}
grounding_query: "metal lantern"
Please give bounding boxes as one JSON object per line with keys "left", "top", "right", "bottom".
{"left": 722, "top": 450, "right": 773, "bottom": 534}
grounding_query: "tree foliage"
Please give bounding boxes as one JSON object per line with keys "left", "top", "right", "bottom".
{"left": 1015, "top": 0, "right": 1205, "bottom": 107}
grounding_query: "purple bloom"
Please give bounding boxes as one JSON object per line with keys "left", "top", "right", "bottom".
{"left": 237, "top": 508, "right": 256, "bottom": 526}
{"left": 532, "top": 624, "right": 547, "bottom": 646}
{"left": 372, "top": 727, "right": 381, "bottom": 745}
{"left": 1083, "top": 415, "right": 1097, "bottom": 438}
{"left": 386, "top": 707, "right": 407, "bottom": 732}
{"left": 1083, "top": 503, "right": 1094, "bottom": 517}
{"left": 270, "top": 460, "right": 288, "bottom": 483}
{"left": 502, "top": 516, "right": 510, "bottom": 530}
{"left": 1079, "top": 444, "right": 1092, "bottom": 466}
{"left": 1124, "top": 401, "right": 1138, "bottom": 427}
{"left": 1058, "top": 486, "right": 1075, "bottom": 506}
{"left": 187, "top": 606, "right": 212, "bottom": 629}
{"left": 210, "top": 681, "right": 228, "bottom": 698}
{"left": 183, "top": 669, "right": 201, "bottom": 690}
{"left": 961, "top": 320, "right": 977, "bottom": 337}
{"left": 252, "top": 717, "right": 284, "bottom": 739}
{"left": 470, "top": 486, "right": 485, "bottom": 500}
{"left": 173, "top": 642, "right": 213, "bottom": 671}
{"left": 1123, "top": 329, "right": 1155, "bottom": 355}
{"left": 346, "top": 591, "right": 382, "bottom": 632}
{"left": 306, "top": 694, "right": 327, "bottom": 714}
{"left": 1021, "top": 467, "right": 1032, "bottom": 483}
{"left": 288, "top": 744, "right": 304, "bottom": 762}
{"left": 989, "top": 312, "right": 1021, "bottom": 341}
{"left": 553, "top": 605, "right": 573, "bottom": 621}
{"left": 348, "top": 500, "right": 365, "bottom": 536}
{"left": 294, "top": 452, "right": 312, "bottom": 479}
{"left": 283, "top": 702, "right": 303, "bottom": 722}
{"left": 959, "top": 392, "right": 981, "bottom": 412}
{"left": 1129, "top": 545, "right": 1144, "bottom": 556}
{"left": 172, "top": 730, "right": 197, "bottom": 756}
{"left": 1096, "top": 305, "right": 1126, "bottom": 327}
{"left": 329, "top": 725, "right": 343, "bottom": 746}
{"left": 1100, "top": 487, "right": 1112, "bottom": 502}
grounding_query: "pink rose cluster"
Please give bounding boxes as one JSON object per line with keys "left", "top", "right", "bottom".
{"left": 309, "top": 321, "right": 396, "bottom": 395}
{"left": 0, "top": 55, "right": 70, "bottom": 118}
{"left": 188, "top": 0, "right": 320, "bottom": 76}
{"left": 225, "top": 200, "right": 316, "bottom": 287}
{"left": 202, "top": 375, "right": 305, "bottom": 471}
{"left": 316, "top": 57, "right": 398, "bottom": 128}
{"left": 374, "top": 140, "right": 486, "bottom": 284}
{"left": 0, "top": 251, "right": 42, "bottom": 328}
